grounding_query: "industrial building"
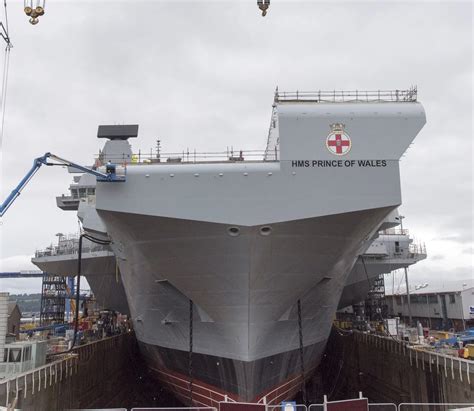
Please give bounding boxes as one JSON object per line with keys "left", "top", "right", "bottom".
{"left": 7, "top": 302, "right": 21, "bottom": 339}
{"left": 386, "top": 279, "right": 474, "bottom": 331}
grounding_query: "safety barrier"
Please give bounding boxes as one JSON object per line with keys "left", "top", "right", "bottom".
{"left": 0, "top": 354, "right": 78, "bottom": 408}
{"left": 368, "top": 405, "right": 397, "bottom": 411}
{"left": 267, "top": 404, "right": 307, "bottom": 411}
{"left": 132, "top": 408, "right": 217, "bottom": 411}
{"left": 354, "top": 331, "right": 473, "bottom": 385}
{"left": 310, "top": 403, "right": 396, "bottom": 411}
{"left": 398, "top": 404, "right": 474, "bottom": 411}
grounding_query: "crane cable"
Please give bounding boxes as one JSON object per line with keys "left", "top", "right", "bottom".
{"left": 49, "top": 232, "right": 112, "bottom": 356}
{"left": 0, "top": 0, "right": 12, "bottom": 150}
{"left": 0, "top": 43, "right": 11, "bottom": 148}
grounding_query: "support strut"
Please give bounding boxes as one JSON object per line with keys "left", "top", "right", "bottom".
{"left": 298, "top": 299, "right": 307, "bottom": 404}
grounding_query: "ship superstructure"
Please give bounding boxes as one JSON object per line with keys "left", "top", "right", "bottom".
{"left": 32, "top": 89, "right": 426, "bottom": 406}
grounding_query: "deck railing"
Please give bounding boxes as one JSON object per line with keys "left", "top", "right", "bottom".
{"left": 275, "top": 87, "right": 418, "bottom": 103}
{"left": 34, "top": 234, "right": 111, "bottom": 259}
{"left": 97, "top": 149, "right": 277, "bottom": 165}
{"left": 381, "top": 228, "right": 409, "bottom": 236}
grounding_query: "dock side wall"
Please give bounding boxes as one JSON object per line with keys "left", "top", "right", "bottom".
{"left": 0, "top": 332, "right": 152, "bottom": 411}
{"left": 319, "top": 330, "right": 473, "bottom": 404}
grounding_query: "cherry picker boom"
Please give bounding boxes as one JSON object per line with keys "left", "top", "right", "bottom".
{"left": 0, "top": 152, "right": 125, "bottom": 217}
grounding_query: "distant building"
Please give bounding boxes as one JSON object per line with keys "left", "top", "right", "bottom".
{"left": 386, "top": 279, "right": 474, "bottom": 331}
{"left": 7, "top": 302, "right": 21, "bottom": 338}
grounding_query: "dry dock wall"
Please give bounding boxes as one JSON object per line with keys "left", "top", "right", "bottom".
{"left": 320, "top": 329, "right": 473, "bottom": 404}
{"left": 0, "top": 332, "right": 153, "bottom": 410}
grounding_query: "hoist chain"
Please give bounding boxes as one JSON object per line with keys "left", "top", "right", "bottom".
{"left": 189, "top": 299, "right": 194, "bottom": 404}
{"left": 297, "top": 299, "right": 307, "bottom": 404}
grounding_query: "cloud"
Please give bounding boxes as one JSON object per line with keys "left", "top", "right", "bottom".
{"left": 0, "top": 255, "right": 37, "bottom": 272}
{"left": 388, "top": 265, "right": 473, "bottom": 292}
{"left": 0, "top": 1, "right": 472, "bottom": 290}
{"left": 0, "top": 255, "right": 41, "bottom": 294}
{"left": 432, "top": 235, "right": 472, "bottom": 244}
{"left": 0, "top": 278, "right": 43, "bottom": 295}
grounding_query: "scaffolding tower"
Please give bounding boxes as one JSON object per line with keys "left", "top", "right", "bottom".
{"left": 40, "top": 275, "right": 67, "bottom": 326}
{"left": 364, "top": 274, "right": 388, "bottom": 321}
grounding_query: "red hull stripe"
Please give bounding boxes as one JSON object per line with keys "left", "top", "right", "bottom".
{"left": 149, "top": 365, "right": 317, "bottom": 406}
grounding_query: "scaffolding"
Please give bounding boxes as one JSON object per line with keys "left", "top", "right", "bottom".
{"left": 40, "top": 275, "right": 67, "bottom": 326}
{"left": 364, "top": 274, "right": 388, "bottom": 321}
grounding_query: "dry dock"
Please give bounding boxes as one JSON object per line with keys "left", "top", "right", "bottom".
{"left": 1, "top": 329, "right": 473, "bottom": 410}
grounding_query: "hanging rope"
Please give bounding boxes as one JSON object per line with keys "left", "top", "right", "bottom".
{"left": 188, "top": 299, "right": 194, "bottom": 404}
{"left": 297, "top": 299, "right": 307, "bottom": 404}
{"left": 49, "top": 232, "right": 111, "bottom": 356}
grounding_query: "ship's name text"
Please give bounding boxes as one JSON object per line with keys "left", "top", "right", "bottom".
{"left": 291, "top": 160, "right": 387, "bottom": 168}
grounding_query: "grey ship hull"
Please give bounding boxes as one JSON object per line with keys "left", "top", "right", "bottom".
{"left": 34, "top": 94, "right": 426, "bottom": 405}
{"left": 99, "top": 207, "right": 392, "bottom": 403}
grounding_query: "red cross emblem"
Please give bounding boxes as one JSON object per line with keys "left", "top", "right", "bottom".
{"left": 326, "top": 128, "right": 351, "bottom": 156}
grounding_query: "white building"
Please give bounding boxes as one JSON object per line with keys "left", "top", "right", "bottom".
{"left": 386, "top": 279, "right": 474, "bottom": 331}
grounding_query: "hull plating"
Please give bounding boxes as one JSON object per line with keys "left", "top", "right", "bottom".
{"left": 97, "top": 208, "right": 392, "bottom": 400}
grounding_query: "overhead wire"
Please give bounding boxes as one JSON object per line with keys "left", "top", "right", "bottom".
{"left": 0, "top": 0, "right": 11, "bottom": 149}
{"left": 0, "top": 42, "right": 11, "bottom": 148}
{"left": 3, "top": 0, "right": 9, "bottom": 35}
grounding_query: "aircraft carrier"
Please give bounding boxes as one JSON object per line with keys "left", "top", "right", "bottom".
{"left": 32, "top": 88, "right": 427, "bottom": 406}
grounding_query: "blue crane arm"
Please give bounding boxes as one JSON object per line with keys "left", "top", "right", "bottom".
{"left": 47, "top": 153, "right": 113, "bottom": 179}
{"left": 0, "top": 152, "right": 121, "bottom": 218}
{"left": 0, "top": 153, "right": 50, "bottom": 217}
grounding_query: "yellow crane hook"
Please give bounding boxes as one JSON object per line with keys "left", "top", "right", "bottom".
{"left": 24, "top": 1, "right": 45, "bottom": 25}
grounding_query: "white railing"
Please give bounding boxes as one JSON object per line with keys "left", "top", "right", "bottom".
{"left": 310, "top": 402, "right": 474, "bottom": 411}
{"left": 35, "top": 236, "right": 111, "bottom": 258}
{"left": 96, "top": 149, "right": 277, "bottom": 165}
{"left": 310, "top": 402, "right": 394, "bottom": 411}
{"left": 398, "top": 404, "right": 474, "bottom": 411}
{"left": 368, "top": 404, "right": 397, "bottom": 410}
{"left": 267, "top": 405, "right": 306, "bottom": 411}
{"left": 381, "top": 229, "right": 409, "bottom": 236}
{"left": 354, "top": 331, "right": 473, "bottom": 385}
{"left": 408, "top": 242, "right": 427, "bottom": 256}
{"left": 0, "top": 354, "right": 77, "bottom": 408}
{"left": 275, "top": 87, "right": 417, "bottom": 103}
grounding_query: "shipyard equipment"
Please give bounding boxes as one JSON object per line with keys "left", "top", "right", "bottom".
{"left": 0, "top": 152, "right": 125, "bottom": 217}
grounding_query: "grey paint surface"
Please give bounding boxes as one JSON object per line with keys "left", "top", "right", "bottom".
{"left": 32, "top": 96, "right": 426, "bottom": 400}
